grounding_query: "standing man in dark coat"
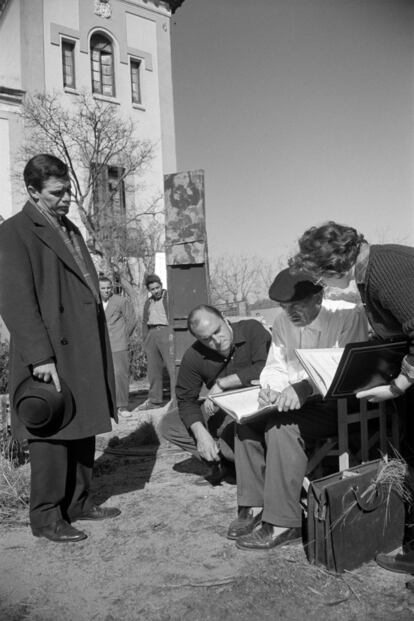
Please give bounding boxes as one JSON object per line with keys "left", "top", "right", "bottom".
{"left": 0, "top": 154, "right": 120, "bottom": 543}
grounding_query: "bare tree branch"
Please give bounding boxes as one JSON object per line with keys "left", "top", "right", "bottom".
{"left": 19, "top": 91, "right": 164, "bottom": 304}
{"left": 210, "top": 253, "right": 286, "bottom": 307}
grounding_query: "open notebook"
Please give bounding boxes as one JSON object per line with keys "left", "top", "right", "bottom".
{"left": 210, "top": 386, "right": 276, "bottom": 423}
{"left": 295, "top": 339, "right": 408, "bottom": 399}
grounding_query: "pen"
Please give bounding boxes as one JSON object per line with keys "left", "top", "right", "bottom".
{"left": 266, "top": 384, "right": 271, "bottom": 404}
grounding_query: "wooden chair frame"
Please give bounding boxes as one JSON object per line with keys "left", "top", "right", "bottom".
{"left": 306, "top": 396, "right": 403, "bottom": 477}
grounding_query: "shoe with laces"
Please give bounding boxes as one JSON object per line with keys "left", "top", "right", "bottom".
{"left": 236, "top": 522, "right": 302, "bottom": 550}
{"left": 137, "top": 399, "right": 163, "bottom": 411}
{"left": 227, "top": 507, "right": 263, "bottom": 540}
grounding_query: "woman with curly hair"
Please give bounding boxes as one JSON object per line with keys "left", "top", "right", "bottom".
{"left": 290, "top": 221, "right": 414, "bottom": 574}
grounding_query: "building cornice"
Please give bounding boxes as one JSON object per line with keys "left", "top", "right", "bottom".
{"left": 0, "top": 86, "right": 25, "bottom": 105}
{"left": 166, "top": 0, "right": 185, "bottom": 13}
{"left": 140, "top": 0, "right": 186, "bottom": 14}
{"left": 0, "top": 0, "right": 185, "bottom": 18}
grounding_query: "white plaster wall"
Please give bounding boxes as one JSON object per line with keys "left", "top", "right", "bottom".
{"left": 43, "top": 0, "right": 80, "bottom": 91}
{"left": 44, "top": 0, "right": 79, "bottom": 28}
{"left": 0, "top": 116, "right": 14, "bottom": 221}
{"left": 126, "top": 12, "right": 164, "bottom": 205}
{"left": 0, "top": 0, "right": 22, "bottom": 89}
{"left": 126, "top": 10, "right": 157, "bottom": 52}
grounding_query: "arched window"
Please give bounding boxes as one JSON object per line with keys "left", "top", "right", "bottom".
{"left": 90, "top": 33, "right": 115, "bottom": 97}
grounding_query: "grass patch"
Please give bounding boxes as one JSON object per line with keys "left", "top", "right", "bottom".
{"left": 0, "top": 453, "right": 30, "bottom": 523}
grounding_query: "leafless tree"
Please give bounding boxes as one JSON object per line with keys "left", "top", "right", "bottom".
{"left": 20, "top": 91, "right": 164, "bottom": 304}
{"left": 209, "top": 253, "right": 286, "bottom": 307}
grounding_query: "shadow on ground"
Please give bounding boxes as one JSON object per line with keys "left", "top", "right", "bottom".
{"left": 92, "top": 422, "right": 160, "bottom": 505}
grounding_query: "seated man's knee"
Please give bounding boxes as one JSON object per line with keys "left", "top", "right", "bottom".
{"left": 265, "top": 417, "right": 299, "bottom": 442}
{"left": 160, "top": 406, "right": 180, "bottom": 442}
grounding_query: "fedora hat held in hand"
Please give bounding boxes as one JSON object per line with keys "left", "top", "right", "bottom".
{"left": 13, "top": 377, "right": 74, "bottom": 437}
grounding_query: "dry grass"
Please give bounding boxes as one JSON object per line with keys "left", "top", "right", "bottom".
{"left": 374, "top": 455, "right": 412, "bottom": 503}
{"left": 0, "top": 438, "right": 30, "bottom": 523}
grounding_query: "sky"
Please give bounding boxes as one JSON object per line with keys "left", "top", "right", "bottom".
{"left": 170, "top": 0, "right": 414, "bottom": 265}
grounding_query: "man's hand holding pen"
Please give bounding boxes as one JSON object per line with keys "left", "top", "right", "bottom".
{"left": 258, "top": 384, "right": 279, "bottom": 407}
{"left": 258, "top": 380, "right": 311, "bottom": 411}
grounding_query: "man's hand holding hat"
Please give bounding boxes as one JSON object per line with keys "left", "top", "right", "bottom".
{"left": 33, "top": 361, "right": 61, "bottom": 392}
{"left": 13, "top": 375, "right": 74, "bottom": 437}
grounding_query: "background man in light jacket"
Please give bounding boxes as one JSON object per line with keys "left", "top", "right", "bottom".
{"left": 99, "top": 277, "right": 136, "bottom": 418}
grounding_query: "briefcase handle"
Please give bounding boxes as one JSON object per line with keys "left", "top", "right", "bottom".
{"left": 351, "top": 485, "right": 385, "bottom": 512}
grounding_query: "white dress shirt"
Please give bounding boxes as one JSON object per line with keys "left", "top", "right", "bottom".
{"left": 260, "top": 300, "right": 369, "bottom": 393}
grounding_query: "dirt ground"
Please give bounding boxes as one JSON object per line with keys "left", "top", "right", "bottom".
{"left": 1, "top": 392, "right": 414, "bottom": 621}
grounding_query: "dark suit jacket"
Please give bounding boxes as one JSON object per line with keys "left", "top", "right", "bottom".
{"left": 104, "top": 294, "right": 136, "bottom": 352}
{"left": 0, "top": 201, "right": 116, "bottom": 441}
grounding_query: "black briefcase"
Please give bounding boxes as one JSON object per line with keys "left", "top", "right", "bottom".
{"left": 306, "top": 460, "right": 405, "bottom": 573}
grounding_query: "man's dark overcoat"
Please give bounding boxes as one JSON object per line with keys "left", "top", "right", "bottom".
{"left": 0, "top": 202, "right": 116, "bottom": 441}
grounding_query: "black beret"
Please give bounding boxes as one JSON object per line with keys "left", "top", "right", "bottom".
{"left": 269, "top": 268, "right": 323, "bottom": 303}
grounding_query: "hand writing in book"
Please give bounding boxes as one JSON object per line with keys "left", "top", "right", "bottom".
{"left": 258, "top": 385, "right": 279, "bottom": 407}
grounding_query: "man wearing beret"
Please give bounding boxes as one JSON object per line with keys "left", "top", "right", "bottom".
{"left": 0, "top": 154, "right": 120, "bottom": 543}
{"left": 228, "top": 268, "right": 368, "bottom": 549}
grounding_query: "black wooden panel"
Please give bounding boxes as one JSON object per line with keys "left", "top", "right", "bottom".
{"left": 167, "top": 264, "right": 209, "bottom": 366}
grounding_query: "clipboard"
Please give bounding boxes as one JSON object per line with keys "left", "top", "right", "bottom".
{"left": 295, "top": 339, "right": 408, "bottom": 399}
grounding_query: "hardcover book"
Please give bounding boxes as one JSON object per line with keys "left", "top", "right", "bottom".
{"left": 295, "top": 339, "right": 408, "bottom": 399}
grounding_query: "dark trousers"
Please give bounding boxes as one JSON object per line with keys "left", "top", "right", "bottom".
{"left": 28, "top": 437, "right": 95, "bottom": 530}
{"left": 235, "top": 399, "right": 338, "bottom": 528}
{"left": 144, "top": 326, "right": 175, "bottom": 405}
{"left": 161, "top": 405, "right": 236, "bottom": 462}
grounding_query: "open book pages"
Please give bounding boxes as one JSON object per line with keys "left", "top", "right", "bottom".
{"left": 295, "top": 348, "right": 344, "bottom": 397}
{"left": 210, "top": 386, "right": 274, "bottom": 423}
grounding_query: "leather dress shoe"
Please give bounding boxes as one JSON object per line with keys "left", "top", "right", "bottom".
{"left": 75, "top": 505, "right": 121, "bottom": 521}
{"left": 236, "top": 522, "right": 302, "bottom": 550}
{"left": 32, "top": 519, "right": 87, "bottom": 542}
{"left": 227, "top": 507, "right": 263, "bottom": 540}
{"left": 376, "top": 550, "right": 414, "bottom": 575}
{"left": 195, "top": 461, "right": 235, "bottom": 487}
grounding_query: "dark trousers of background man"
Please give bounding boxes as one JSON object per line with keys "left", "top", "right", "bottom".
{"left": 235, "top": 400, "right": 338, "bottom": 528}
{"left": 144, "top": 325, "right": 175, "bottom": 405}
{"left": 28, "top": 437, "right": 95, "bottom": 530}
